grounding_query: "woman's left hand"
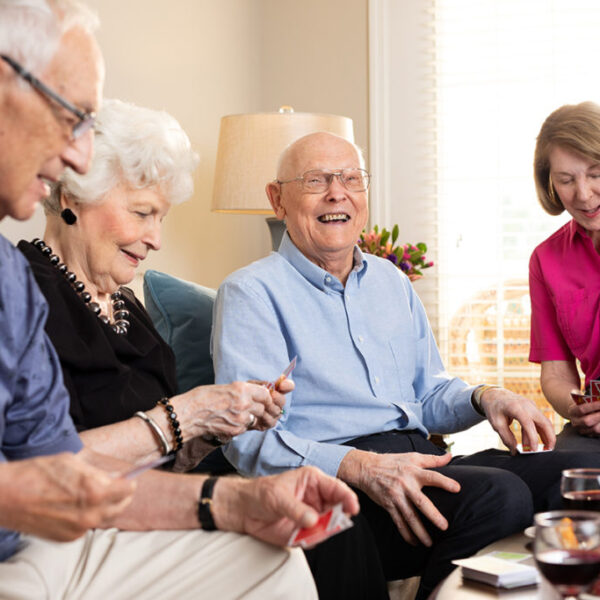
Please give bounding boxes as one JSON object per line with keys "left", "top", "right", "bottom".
{"left": 171, "top": 379, "right": 294, "bottom": 445}
{"left": 567, "top": 401, "right": 600, "bottom": 437}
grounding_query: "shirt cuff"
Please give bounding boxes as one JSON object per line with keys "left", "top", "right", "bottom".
{"left": 461, "top": 385, "right": 486, "bottom": 422}
{"left": 305, "top": 442, "right": 354, "bottom": 478}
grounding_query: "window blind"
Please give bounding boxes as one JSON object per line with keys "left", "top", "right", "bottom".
{"left": 369, "top": 0, "right": 600, "bottom": 451}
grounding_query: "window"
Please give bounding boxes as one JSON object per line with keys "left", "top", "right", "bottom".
{"left": 369, "top": 0, "right": 600, "bottom": 452}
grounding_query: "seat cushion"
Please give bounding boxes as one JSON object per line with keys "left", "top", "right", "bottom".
{"left": 143, "top": 269, "right": 216, "bottom": 393}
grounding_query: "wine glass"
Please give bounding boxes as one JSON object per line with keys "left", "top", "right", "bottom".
{"left": 534, "top": 510, "right": 600, "bottom": 599}
{"left": 562, "top": 469, "right": 600, "bottom": 511}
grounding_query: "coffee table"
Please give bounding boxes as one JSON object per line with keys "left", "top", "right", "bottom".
{"left": 430, "top": 531, "right": 561, "bottom": 599}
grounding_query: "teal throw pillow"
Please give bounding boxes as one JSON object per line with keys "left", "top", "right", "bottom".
{"left": 143, "top": 269, "right": 216, "bottom": 393}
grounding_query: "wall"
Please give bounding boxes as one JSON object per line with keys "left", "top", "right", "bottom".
{"left": 0, "top": 0, "right": 368, "bottom": 292}
{"left": 258, "top": 0, "right": 368, "bottom": 150}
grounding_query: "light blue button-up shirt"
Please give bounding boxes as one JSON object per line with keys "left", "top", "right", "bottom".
{"left": 212, "top": 233, "right": 483, "bottom": 477}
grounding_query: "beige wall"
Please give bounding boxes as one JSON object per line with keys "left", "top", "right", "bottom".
{"left": 0, "top": 0, "right": 368, "bottom": 291}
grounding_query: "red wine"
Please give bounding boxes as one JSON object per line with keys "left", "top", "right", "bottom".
{"left": 563, "top": 490, "right": 600, "bottom": 512}
{"left": 536, "top": 549, "right": 600, "bottom": 595}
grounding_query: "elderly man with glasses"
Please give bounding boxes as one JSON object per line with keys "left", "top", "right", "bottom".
{"left": 0, "top": 0, "right": 132, "bottom": 543}
{"left": 212, "top": 131, "right": 600, "bottom": 600}
{"left": 0, "top": 2, "right": 361, "bottom": 598}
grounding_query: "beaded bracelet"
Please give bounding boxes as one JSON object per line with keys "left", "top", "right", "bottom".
{"left": 157, "top": 397, "right": 184, "bottom": 453}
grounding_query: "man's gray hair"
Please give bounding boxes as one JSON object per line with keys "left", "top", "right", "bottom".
{"left": 0, "top": 0, "right": 99, "bottom": 73}
{"left": 45, "top": 98, "right": 199, "bottom": 214}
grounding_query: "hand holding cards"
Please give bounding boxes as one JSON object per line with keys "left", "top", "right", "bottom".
{"left": 572, "top": 380, "right": 600, "bottom": 406}
{"left": 266, "top": 356, "right": 297, "bottom": 416}
{"left": 266, "top": 356, "right": 297, "bottom": 392}
{"left": 288, "top": 503, "right": 354, "bottom": 549}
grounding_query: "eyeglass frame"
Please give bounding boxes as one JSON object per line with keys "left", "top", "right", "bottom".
{"left": 1, "top": 54, "right": 95, "bottom": 139}
{"left": 276, "top": 168, "right": 371, "bottom": 193}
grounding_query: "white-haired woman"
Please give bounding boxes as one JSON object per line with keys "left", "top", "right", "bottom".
{"left": 18, "top": 98, "right": 288, "bottom": 468}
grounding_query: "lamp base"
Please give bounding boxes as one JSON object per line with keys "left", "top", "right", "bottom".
{"left": 266, "top": 217, "right": 286, "bottom": 251}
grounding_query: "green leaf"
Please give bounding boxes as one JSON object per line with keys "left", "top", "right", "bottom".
{"left": 416, "top": 242, "right": 427, "bottom": 252}
{"left": 380, "top": 230, "right": 390, "bottom": 245}
{"left": 392, "top": 224, "right": 399, "bottom": 243}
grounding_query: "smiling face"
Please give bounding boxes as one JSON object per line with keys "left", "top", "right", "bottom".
{"left": 0, "top": 26, "right": 104, "bottom": 222}
{"left": 549, "top": 145, "right": 600, "bottom": 242}
{"left": 62, "top": 184, "right": 170, "bottom": 294}
{"left": 267, "top": 132, "right": 368, "bottom": 282}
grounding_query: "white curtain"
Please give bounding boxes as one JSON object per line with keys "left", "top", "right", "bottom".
{"left": 369, "top": 0, "right": 600, "bottom": 451}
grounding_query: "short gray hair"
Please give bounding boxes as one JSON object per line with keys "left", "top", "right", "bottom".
{"left": 46, "top": 98, "right": 199, "bottom": 214}
{"left": 0, "top": 0, "right": 99, "bottom": 74}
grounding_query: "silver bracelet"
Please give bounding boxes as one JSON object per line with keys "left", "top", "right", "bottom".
{"left": 134, "top": 411, "right": 172, "bottom": 456}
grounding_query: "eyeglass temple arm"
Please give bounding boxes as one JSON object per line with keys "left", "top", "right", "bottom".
{"left": 0, "top": 54, "right": 86, "bottom": 120}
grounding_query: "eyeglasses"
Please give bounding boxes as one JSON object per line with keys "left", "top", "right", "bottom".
{"left": 1, "top": 54, "right": 95, "bottom": 139}
{"left": 276, "top": 168, "right": 371, "bottom": 193}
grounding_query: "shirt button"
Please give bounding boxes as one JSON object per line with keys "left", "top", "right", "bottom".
{"left": 325, "top": 276, "right": 331, "bottom": 283}
{"left": 374, "top": 376, "right": 380, "bottom": 384}
{"left": 358, "top": 335, "right": 364, "bottom": 343}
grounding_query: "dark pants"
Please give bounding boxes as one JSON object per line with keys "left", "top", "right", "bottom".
{"left": 555, "top": 422, "right": 600, "bottom": 451}
{"left": 306, "top": 430, "right": 600, "bottom": 600}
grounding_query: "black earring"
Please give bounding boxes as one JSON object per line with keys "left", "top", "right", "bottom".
{"left": 60, "top": 208, "right": 77, "bottom": 225}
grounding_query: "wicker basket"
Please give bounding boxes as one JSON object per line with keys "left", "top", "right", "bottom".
{"left": 448, "top": 279, "right": 564, "bottom": 435}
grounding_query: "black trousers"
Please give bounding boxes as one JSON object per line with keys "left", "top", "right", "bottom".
{"left": 555, "top": 422, "right": 600, "bottom": 451}
{"left": 305, "top": 430, "right": 600, "bottom": 600}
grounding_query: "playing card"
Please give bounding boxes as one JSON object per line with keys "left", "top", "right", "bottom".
{"left": 120, "top": 454, "right": 174, "bottom": 479}
{"left": 572, "top": 392, "right": 598, "bottom": 406}
{"left": 516, "top": 443, "right": 552, "bottom": 454}
{"left": 266, "top": 356, "right": 298, "bottom": 391}
{"left": 591, "top": 380, "right": 600, "bottom": 398}
{"left": 288, "top": 503, "right": 353, "bottom": 549}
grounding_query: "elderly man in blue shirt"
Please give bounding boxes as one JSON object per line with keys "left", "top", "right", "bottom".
{"left": 212, "top": 131, "right": 599, "bottom": 600}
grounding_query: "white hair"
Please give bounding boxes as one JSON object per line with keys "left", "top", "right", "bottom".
{"left": 46, "top": 98, "right": 199, "bottom": 213}
{"left": 0, "top": 0, "right": 99, "bottom": 74}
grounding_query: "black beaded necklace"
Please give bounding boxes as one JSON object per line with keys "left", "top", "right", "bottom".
{"left": 31, "top": 238, "right": 131, "bottom": 335}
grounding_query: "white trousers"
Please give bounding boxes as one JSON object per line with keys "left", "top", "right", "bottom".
{"left": 0, "top": 529, "right": 317, "bottom": 600}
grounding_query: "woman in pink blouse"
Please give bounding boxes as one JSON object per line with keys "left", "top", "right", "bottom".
{"left": 530, "top": 101, "right": 600, "bottom": 449}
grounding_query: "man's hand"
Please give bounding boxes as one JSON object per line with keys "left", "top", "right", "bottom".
{"left": 210, "top": 466, "right": 359, "bottom": 547}
{"left": 0, "top": 453, "right": 135, "bottom": 541}
{"left": 338, "top": 449, "right": 459, "bottom": 547}
{"left": 567, "top": 400, "right": 600, "bottom": 437}
{"left": 479, "top": 387, "right": 556, "bottom": 453}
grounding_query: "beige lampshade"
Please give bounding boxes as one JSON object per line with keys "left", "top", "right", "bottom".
{"left": 211, "top": 107, "right": 354, "bottom": 214}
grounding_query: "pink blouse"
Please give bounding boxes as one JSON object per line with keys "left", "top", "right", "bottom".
{"left": 529, "top": 219, "right": 600, "bottom": 385}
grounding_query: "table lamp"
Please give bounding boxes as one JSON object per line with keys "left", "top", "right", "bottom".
{"left": 211, "top": 106, "right": 354, "bottom": 250}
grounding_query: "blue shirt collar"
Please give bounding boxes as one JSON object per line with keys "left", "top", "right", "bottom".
{"left": 277, "top": 231, "right": 368, "bottom": 291}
